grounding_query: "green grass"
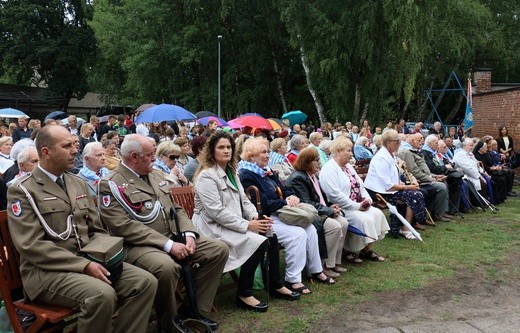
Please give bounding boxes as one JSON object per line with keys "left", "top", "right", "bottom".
{"left": 209, "top": 188, "right": 520, "bottom": 333}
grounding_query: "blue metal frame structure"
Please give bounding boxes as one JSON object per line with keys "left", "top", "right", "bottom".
{"left": 424, "top": 70, "right": 467, "bottom": 125}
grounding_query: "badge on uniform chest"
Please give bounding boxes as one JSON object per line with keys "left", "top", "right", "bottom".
{"left": 144, "top": 201, "right": 153, "bottom": 209}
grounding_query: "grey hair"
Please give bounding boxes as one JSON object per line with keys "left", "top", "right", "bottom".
{"left": 120, "top": 134, "right": 144, "bottom": 160}
{"left": 10, "top": 138, "right": 34, "bottom": 160}
{"left": 319, "top": 138, "right": 332, "bottom": 151}
{"left": 460, "top": 138, "right": 473, "bottom": 148}
{"left": 290, "top": 134, "right": 306, "bottom": 150}
{"left": 356, "top": 136, "right": 368, "bottom": 145}
{"left": 309, "top": 131, "right": 323, "bottom": 143}
{"left": 82, "top": 142, "right": 103, "bottom": 162}
{"left": 17, "top": 146, "right": 37, "bottom": 165}
{"left": 424, "top": 134, "right": 439, "bottom": 146}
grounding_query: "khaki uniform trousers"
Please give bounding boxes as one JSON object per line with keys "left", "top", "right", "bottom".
{"left": 125, "top": 237, "right": 228, "bottom": 332}
{"left": 37, "top": 263, "right": 157, "bottom": 333}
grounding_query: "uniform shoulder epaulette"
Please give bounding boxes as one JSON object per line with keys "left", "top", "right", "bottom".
{"left": 14, "top": 172, "right": 33, "bottom": 185}
{"left": 65, "top": 171, "right": 82, "bottom": 180}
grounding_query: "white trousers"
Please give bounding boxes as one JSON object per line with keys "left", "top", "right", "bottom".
{"left": 271, "top": 215, "right": 322, "bottom": 283}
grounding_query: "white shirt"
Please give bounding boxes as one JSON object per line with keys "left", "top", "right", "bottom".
{"left": 363, "top": 146, "right": 400, "bottom": 194}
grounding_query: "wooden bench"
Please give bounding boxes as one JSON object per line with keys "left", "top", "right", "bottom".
{"left": 169, "top": 186, "right": 239, "bottom": 312}
{"left": 0, "top": 210, "right": 78, "bottom": 333}
{"left": 354, "top": 159, "right": 371, "bottom": 181}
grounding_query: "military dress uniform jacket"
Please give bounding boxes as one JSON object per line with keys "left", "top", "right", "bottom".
{"left": 7, "top": 168, "right": 107, "bottom": 300}
{"left": 97, "top": 164, "right": 197, "bottom": 250}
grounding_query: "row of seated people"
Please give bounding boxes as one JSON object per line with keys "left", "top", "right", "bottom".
{"left": 6, "top": 125, "right": 514, "bottom": 332}
{"left": 5, "top": 127, "right": 390, "bottom": 333}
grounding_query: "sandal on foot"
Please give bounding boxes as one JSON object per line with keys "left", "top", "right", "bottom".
{"left": 332, "top": 265, "right": 347, "bottom": 273}
{"left": 360, "top": 250, "right": 385, "bottom": 262}
{"left": 323, "top": 268, "right": 340, "bottom": 278}
{"left": 343, "top": 252, "right": 363, "bottom": 264}
{"left": 399, "top": 230, "right": 416, "bottom": 240}
{"left": 284, "top": 281, "right": 312, "bottom": 295}
{"left": 310, "top": 272, "right": 335, "bottom": 285}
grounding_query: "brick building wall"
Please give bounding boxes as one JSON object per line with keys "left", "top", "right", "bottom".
{"left": 472, "top": 89, "right": 520, "bottom": 145}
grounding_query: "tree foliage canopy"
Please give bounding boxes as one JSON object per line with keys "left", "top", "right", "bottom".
{"left": 1, "top": 0, "right": 519, "bottom": 124}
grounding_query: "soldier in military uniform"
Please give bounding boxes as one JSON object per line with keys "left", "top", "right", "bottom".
{"left": 7, "top": 125, "right": 157, "bottom": 333}
{"left": 98, "top": 134, "right": 228, "bottom": 333}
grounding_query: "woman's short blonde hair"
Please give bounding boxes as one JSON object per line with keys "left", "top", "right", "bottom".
{"left": 241, "top": 137, "right": 269, "bottom": 161}
{"left": 329, "top": 136, "right": 352, "bottom": 155}
{"left": 0, "top": 136, "right": 13, "bottom": 146}
{"left": 156, "top": 141, "right": 180, "bottom": 157}
{"left": 270, "top": 138, "right": 286, "bottom": 152}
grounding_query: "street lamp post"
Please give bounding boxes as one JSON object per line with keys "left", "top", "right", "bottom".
{"left": 217, "top": 35, "right": 223, "bottom": 118}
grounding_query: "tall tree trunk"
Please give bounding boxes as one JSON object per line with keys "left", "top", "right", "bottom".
{"left": 270, "top": 39, "right": 288, "bottom": 114}
{"left": 359, "top": 102, "right": 368, "bottom": 125}
{"left": 297, "top": 31, "right": 326, "bottom": 124}
{"left": 353, "top": 82, "right": 361, "bottom": 123}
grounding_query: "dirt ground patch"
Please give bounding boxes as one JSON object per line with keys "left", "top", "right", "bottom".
{"left": 322, "top": 248, "right": 520, "bottom": 332}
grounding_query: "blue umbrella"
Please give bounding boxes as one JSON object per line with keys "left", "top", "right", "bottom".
{"left": 242, "top": 112, "right": 265, "bottom": 118}
{"left": 281, "top": 110, "right": 307, "bottom": 125}
{"left": 195, "top": 111, "right": 217, "bottom": 118}
{"left": 347, "top": 225, "right": 377, "bottom": 241}
{"left": 44, "top": 111, "right": 68, "bottom": 122}
{"left": 135, "top": 103, "right": 196, "bottom": 123}
{"left": 0, "top": 108, "right": 28, "bottom": 119}
{"left": 197, "top": 116, "right": 229, "bottom": 127}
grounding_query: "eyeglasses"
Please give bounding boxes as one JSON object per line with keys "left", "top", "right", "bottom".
{"left": 168, "top": 155, "right": 180, "bottom": 160}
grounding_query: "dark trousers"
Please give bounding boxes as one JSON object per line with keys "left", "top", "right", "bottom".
{"left": 237, "top": 235, "right": 283, "bottom": 297}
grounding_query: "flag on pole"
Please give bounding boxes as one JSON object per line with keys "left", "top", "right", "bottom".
{"left": 463, "top": 78, "right": 474, "bottom": 133}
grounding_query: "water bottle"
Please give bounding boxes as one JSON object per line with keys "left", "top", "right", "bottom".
{"left": 0, "top": 301, "right": 14, "bottom": 333}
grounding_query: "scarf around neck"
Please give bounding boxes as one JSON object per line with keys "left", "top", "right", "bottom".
{"left": 79, "top": 165, "right": 109, "bottom": 181}
{"left": 238, "top": 160, "right": 272, "bottom": 178}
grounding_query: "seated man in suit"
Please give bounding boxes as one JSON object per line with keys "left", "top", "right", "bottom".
{"left": 7, "top": 125, "right": 157, "bottom": 333}
{"left": 422, "top": 135, "right": 462, "bottom": 215}
{"left": 398, "top": 133, "right": 451, "bottom": 223}
{"left": 98, "top": 134, "right": 228, "bottom": 333}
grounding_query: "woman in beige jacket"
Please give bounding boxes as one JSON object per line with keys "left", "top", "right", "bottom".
{"left": 192, "top": 132, "right": 299, "bottom": 313}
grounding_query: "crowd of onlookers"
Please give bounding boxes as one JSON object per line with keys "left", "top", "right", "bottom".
{"left": 0, "top": 111, "right": 518, "bottom": 328}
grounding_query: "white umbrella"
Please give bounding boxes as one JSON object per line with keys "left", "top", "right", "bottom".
{"left": 0, "top": 108, "right": 28, "bottom": 118}
{"left": 61, "top": 117, "right": 86, "bottom": 126}
{"left": 375, "top": 194, "right": 424, "bottom": 242}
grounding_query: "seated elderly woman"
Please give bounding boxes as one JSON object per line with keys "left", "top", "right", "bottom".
{"left": 318, "top": 138, "right": 332, "bottom": 166}
{"left": 472, "top": 140, "right": 507, "bottom": 204}
{"left": 77, "top": 142, "right": 109, "bottom": 197}
{"left": 286, "top": 134, "right": 308, "bottom": 165}
{"left": 193, "top": 132, "right": 299, "bottom": 313}
{"left": 239, "top": 137, "right": 334, "bottom": 295}
{"left": 286, "top": 147, "right": 348, "bottom": 276}
{"left": 320, "top": 137, "right": 389, "bottom": 261}
{"left": 453, "top": 139, "right": 488, "bottom": 196}
{"left": 364, "top": 130, "right": 426, "bottom": 240}
{"left": 354, "top": 136, "right": 373, "bottom": 161}
{"left": 268, "top": 138, "right": 294, "bottom": 181}
{"left": 153, "top": 141, "right": 189, "bottom": 186}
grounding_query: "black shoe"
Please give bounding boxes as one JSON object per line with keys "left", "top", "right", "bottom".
{"left": 507, "top": 191, "right": 517, "bottom": 197}
{"left": 169, "top": 317, "right": 195, "bottom": 333}
{"left": 269, "top": 289, "right": 301, "bottom": 301}
{"left": 235, "top": 296, "right": 268, "bottom": 312}
{"left": 197, "top": 315, "right": 219, "bottom": 331}
{"left": 176, "top": 307, "right": 219, "bottom": 331}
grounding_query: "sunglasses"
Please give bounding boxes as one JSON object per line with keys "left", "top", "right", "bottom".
{"left": 168, "top": 155, "right": 180, "bottom": 160}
